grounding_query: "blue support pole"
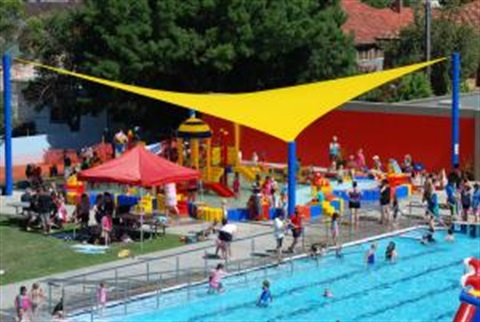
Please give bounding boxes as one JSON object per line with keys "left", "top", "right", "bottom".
{"left": 287, "top": 141, "right": 296, "bottom": 217}
{"left": 2, "top": 53, "right": 13, "bottom": 196}
{"left": 189, "top": 109, "right": 196, "bottom": 118}
{"left": 452, "top": 53, "right": 460, "bottom": 167}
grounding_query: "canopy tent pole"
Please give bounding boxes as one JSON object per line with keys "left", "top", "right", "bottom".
{"left": 451, "top": 52, "right": 460, "bottom": 167}
{"left": 2, "top": 53, "right": 13, "bottom": 196}
{"left": 287, "top": 141, "right": 296, "bottom": 217}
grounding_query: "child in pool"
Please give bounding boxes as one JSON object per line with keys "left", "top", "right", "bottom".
{"left": 335, "top": 244, "right": 343, "bottom": 259}
{"left": 364, "top": 243, "right": 377, "bottom": 266}
{"left": 208, "top": 263, "right": 225, "bottom": 294}
{"left": 385, "top": 242, "right": 398, "bottom": 262}
{"left": 257, "top": 280, "right": 273, "bottom": 307}
{"left": 445, "top": 228, "right": 455, "bottom": 242}
{"left": 323, "top": 288, "right": 333, "bottom": 298}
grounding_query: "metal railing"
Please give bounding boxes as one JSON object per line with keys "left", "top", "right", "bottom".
{"left": 41, "top": 203, "right": 428, "bottom": 321}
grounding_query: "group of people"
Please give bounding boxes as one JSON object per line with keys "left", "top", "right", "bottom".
{"left": 422, "top": 168, "right": 480, "bottom": 223}
{"left": 273, "top": 207, "right": 304, "bottom": 260}
{"left": 329, "top": 136, "right": 416, "bottom": 175}
{"left": 14, "top": 283, "right": 46, "bottom": 322}
{"left": 247, "top": 174, "right": 283, "bottom": 220}
{"left": 15, "top": 282, "right": 107, "bottom": 322}
{"left": 21, "top": 185, "right": 68, "bottom": 234}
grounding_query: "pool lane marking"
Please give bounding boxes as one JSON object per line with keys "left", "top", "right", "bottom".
{"left": 351, "top": 283, "right": 458, "bottom": 321}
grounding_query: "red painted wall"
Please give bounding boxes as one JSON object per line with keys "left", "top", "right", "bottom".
{"left": 204, "top": 110, "right": 475, "bottom": 171}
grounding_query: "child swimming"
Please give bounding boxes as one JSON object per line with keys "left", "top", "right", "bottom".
{"left": 257, "top": 280, "right": 273, "bottom": 307}
{"left": 323, "top": 288, "right": 333, "bottom": 298}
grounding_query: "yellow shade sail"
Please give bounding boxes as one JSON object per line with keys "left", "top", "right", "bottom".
{"left": 17, "top": 58, "right": 444, "bottom": 142}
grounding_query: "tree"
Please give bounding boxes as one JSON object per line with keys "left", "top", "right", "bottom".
{"left": 384, "top": 4, "right": 480, "bottom": 95}
{"left": 361, "top": 0, "right": 413, "bottom": 8}
{"left": 22, "top": 0, "right": 356, "bottom": 137}
{"left": 360, "top": 71, "right": 433, "bottom": 102}
{"left": 0, "top": 0, "right": 24, "bottom": 54}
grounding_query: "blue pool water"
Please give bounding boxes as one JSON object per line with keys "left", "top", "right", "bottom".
{"left": 73, "top": 229, "right": 480, "bottom": 322}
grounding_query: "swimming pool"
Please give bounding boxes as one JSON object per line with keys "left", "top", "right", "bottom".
{"left": 73, "top": 229, "right": 480, "bottom": 322}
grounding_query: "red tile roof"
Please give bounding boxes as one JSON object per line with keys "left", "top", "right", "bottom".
{"left": 341, "top": 0, "right": 414, "bottom": 45}
{"left": 450, "top": 0, "right": 480, "bottom": 28}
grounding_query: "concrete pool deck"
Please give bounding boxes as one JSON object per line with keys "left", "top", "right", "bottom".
{"left": 0, "top": 191, "right": 447, "bottom": 321}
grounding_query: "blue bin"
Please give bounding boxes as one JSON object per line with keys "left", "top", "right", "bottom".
{"left": 228, "top": 208, "right": 249, "bottom": 222}
{"left": 117, "top": 195, "right": 140, "bottom": 207}
{"left": 310, "top": 205, "right": 322, "bottom": 218}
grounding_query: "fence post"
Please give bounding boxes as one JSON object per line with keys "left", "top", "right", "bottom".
{"left": 114, "top": 269, "right": 119, "bottom": 299}
{"left": 302, "top": 227, "right": 306, "bottom": 252}
{"left": 62, "top": 286, "right": 66, "bottom": 317}
{"left": 204, "top": 250, "right": 208, "bottom": 278}
{"left": 83, "top": 274, "right": 86, "bottom": 293}
{"left": 146, "top": 262, "right": 150, "bottom": 282}
{"left": 124, "top": 280, "right": 129, "bottom": 315}
{"left": 48, "top": 283, "right": 52, "bottom": 314}
{"left": 187, "top": 269, "right": 191, "bottom": 301}
{"left": 176, "top": 256, "right": 180, "bottom": 283}
{"left": 290, "top": 260, "right": 294, "bottom": 275}
{"left": 156, "top": 274, "right": 160, "bottom": 309}
{"left": 251, "top": 238, "right": 255, "bottom": 255}
{"left": 90, "top": 288, "right": 95, "bottom": 322}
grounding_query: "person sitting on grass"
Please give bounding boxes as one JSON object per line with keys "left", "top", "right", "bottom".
{"left": 257, "top": 280, "right": 273, "bottom": 307}
{"left": 208, "top": 263, "right": 226, "bottom": 294}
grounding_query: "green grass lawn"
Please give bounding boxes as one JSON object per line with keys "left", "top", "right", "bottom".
{"left": 0, "top": 218, "right": 183, "bottom": 285}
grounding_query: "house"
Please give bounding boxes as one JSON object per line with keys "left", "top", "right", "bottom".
{"left": 341, "top": 0, "right": 414, "bottom": 71}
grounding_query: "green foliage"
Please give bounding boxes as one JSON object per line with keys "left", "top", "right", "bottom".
{"left": 360, "top": 72, "right": 433, "bottom": 102}
{"left": 384, "top": 6, "right": 480, "bottom": 95}
{"left": 22, "top": 0, "right": 356, "bottom": 134}
{"left": 361, "top": 0, "right": 413, "bottom": 8}
{"left": 0, "top": 0, "right": 24, "bottom": 54}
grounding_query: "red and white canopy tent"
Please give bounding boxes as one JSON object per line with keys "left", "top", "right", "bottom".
{"left": 77, "top": 145, "right": 200, "bottom": 187}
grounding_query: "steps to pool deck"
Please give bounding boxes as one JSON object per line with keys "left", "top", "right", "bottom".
{"left": 453, "top": 221, "right": 480, "bottom": 238}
